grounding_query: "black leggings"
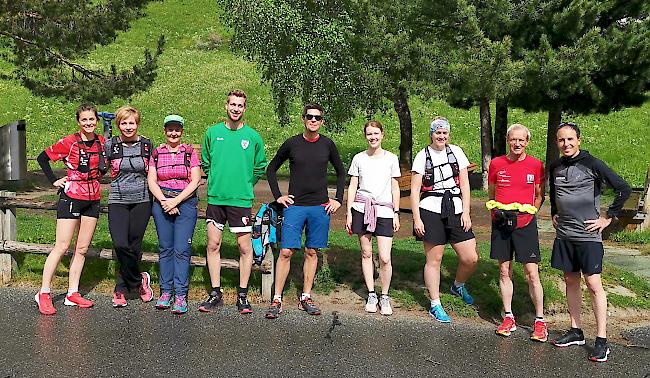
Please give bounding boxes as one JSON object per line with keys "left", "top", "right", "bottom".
{"left": 108, "top": 201, "right": 152, "bottom": 293}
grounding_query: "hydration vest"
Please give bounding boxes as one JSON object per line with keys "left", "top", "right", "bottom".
{"left": 107, "top": 136, "right": 152, "bottom": 163}
{"left": 151, "top": 144, "right": 193, "bottom": 180}
{"left": 421, "top": 145, "right": 460, "bottom": 192}
{"left": 251, "top": 202, "right": 283, "bottom": 266}
{"left": 69, "top": 133, "right": 106, "bottom": 177}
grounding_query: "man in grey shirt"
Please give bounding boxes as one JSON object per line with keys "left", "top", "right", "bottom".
{"left": 548, "top": 122, "right": 630, "bottom": 363}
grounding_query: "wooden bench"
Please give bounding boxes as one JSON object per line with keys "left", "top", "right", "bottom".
{"left": 613, "top": 166, "right": 650, "bottom": 233}
{"left": 0, "top": 191, "right": 275, "bottom": 300}
{"left": 396, "top": 163, "right": 478, "bottom": 211}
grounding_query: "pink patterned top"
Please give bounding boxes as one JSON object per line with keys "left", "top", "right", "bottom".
{"left": 149, "top": 144, "right": 200, "bottom": 190}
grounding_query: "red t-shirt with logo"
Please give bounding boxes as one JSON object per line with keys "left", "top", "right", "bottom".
{"left": 488, "top": 155, "right": 544, "bottom": 228}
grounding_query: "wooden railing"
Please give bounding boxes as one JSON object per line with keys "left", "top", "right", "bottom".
{"left": 0, "top": 191, "right": 275, "bottom": 300}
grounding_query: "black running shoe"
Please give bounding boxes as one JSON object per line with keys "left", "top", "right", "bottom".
{"left": 298, "top": 297, "right": 321, "bottom": 315}
{"left": 265, "top": 299, "right": 282, "bottom": 319}
{"left": 198, "top": 291, "right": 223, "bottom": 312}
{"left": 589, "top": 341, "right": 610, "bottom": 362}
{"left": 236, "top": 295, "right": 253, "bottom": 314}
{"left": 552, "top": 328, "right": 585, "bottom": 347}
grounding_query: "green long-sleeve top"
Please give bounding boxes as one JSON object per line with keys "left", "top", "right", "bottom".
{"left": 201, "top": 122, "right": 267, "bottom": 207}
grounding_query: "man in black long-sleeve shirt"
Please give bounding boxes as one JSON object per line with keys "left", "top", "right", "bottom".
{"left": 549, "top": 122, "right": 631, "bottom": 363}
{"left": 265, "top": 103, "right": 346, "bottom": 318}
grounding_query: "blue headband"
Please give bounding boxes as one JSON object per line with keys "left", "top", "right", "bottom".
{"left": 430, "top": 119, "right": 450, "bottom": 134}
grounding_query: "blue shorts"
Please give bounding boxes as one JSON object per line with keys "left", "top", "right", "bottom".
{"left": 281, "top": 205, "right": 330, "bottom": 249}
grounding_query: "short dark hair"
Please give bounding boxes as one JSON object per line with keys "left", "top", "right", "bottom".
{"left": 227, "top": 89, "right": 247, "bottom": 104}
{"left": 76, "top": 103, "right": 98, "bottom": 121}
{"left": 557, "top": 121, "right": 580, "bottom": 138}
{"left": 302, "top": 103, "right": 324, "bottom": 117}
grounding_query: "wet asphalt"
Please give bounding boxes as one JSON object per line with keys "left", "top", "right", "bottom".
{"left": 0, "top": 288, "right": 648, "bottom": 378}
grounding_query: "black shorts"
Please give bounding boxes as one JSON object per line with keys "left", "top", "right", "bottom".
{"left": 206, "top": 204, "right": 252, "bottom": 233}
{"left": 490, "top": 217, "right": 541, "bottom": 263}
{"left": 414, "top": 208, "right": 475, "bottom": 245}
{"left": 57, "top": 193, "right": 100, "bottom": 219}
{"left": 551, "top": 239, "right": 604, "bottom": 274}
{"left": 351, "top": 208, "right": 394, "bottom": 237}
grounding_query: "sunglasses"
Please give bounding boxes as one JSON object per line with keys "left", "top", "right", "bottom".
{"left": 558, "top": 122, "right": 577, "bottom": 128}
{"left": 303, "top": 114, "right": 323, "bottom": 121}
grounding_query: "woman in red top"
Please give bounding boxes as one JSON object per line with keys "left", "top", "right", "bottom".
{"left": 34, "top": 103, "right": 107, "bottom": 315}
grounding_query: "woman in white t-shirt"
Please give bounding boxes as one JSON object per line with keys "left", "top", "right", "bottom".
{"left": 410, "top": 117, "right": 478, "bottom": 323}
{"left": 346, "top": 120, "right": 401, "bottom": 316}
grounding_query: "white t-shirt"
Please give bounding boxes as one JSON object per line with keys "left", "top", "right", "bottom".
{"left": 348, "top": 150, "right": 401, "bottom": 218}
{"left": 411, "top": 144, "right": 470, "bottom": 214}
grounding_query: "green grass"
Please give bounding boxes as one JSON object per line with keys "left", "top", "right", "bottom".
{"left": 1, "top": 0, "right": 650, "bottom": 186}
{"left": 610, "top": 230, "right": 650, "bottom": 244}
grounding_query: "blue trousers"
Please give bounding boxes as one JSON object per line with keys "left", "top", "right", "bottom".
{"left": 152, "top": 196, "right": 198, "bottom": 297}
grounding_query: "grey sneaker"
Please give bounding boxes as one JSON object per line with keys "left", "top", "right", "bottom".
{"left": 379, "top": 295, "right": 393, "bottom": 316}
{"left": 298, "top": 296, "right": 321, "bottom": 315}
{"left": 365, "top": 293, "right": 378, "bottom": 313}
{"left": 265, "top": 299, "right": 282, "bottom": 319}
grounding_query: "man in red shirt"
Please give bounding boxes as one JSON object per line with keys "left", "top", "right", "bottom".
{"left": 488, "top": 124, "right": 547, "bottom": 341}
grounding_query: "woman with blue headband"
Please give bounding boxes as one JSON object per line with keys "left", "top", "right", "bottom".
{"left": 410, "top": 116, "right": 478, "bottom": 323}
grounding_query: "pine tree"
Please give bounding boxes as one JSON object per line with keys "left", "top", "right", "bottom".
{"left": 0, "top": 0, "right": 165, "bottom": 104}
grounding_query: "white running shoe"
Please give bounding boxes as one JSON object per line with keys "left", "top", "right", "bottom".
{"left": 380, "top": 295, "right": 393, "bottom": 316}
{"left": 365, "top": 293, "right": 378, "bottom": 313}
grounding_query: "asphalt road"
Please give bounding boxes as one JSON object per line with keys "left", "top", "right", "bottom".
{"left": 0, "top": 288, "right": 648, "bottom": 378}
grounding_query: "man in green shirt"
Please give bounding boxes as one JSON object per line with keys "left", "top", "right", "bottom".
{"left": 198, "top": 89, "right": 267, "bottom": 314}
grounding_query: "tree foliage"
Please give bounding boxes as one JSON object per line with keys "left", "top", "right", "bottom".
{"left": 509, "top": 0, "right": 650, "bottom": 167}
{"left": 221, "top": 0, "right": 481, "bottom": 165}
{"left": 511, "top": 0, "right": 650, "bottom": 113}
{"left": 0, "top": 0, "right": 165, "bottom": 104}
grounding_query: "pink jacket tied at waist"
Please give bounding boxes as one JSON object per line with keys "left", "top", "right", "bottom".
{"left": 354, "top": 194, "right": 394, "bottom": 232}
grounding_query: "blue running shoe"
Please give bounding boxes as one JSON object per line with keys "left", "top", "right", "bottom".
{"left": 450, "top": 284, "right": 474, "bottom": 305}
{"left": 172, "top": 295, "right": 188, "bottom": 315}
{"left": 429, "top": 304, "right": 451, "bottom": 323}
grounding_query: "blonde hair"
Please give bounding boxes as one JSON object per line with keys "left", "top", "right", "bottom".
{"left": 115, "top": 105, "right": 141, "bottom": 126}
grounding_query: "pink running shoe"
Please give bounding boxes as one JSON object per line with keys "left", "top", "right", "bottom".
{"left": 139, "top": 272, "right": 154, "bottom": 302}
{"left": 64, "top": 292, "right": 94, "bottom": 308}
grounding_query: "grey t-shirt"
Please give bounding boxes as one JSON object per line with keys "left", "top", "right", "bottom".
{"left": 104, "top": 137, "right": 151, "bottom": 204}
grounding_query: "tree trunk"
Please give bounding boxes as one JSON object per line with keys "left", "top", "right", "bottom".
{"left": 494, "top": 99, "right": 508, "bottom": 156}
{"left": 393, "top": 87, "right": 413, "bottom": 166}
{"left": 479, "top": 97, "right": 493, "bottom": 191}
{"left": 545, "top": 108, "right": 562, "bottom": 174}
{"left": 276, "top": 94, "right": 290, "bottom": 127}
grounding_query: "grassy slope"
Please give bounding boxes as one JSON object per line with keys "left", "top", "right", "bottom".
{"left": 1, "top": 0, "right": 650, "bottom": 185}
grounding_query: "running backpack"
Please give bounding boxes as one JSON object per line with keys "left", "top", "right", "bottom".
{"left": 251, "top": 202, "right": 283, "bottom": 266}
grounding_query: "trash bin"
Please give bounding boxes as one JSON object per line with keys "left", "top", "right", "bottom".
{"left": 0, "top": 120, "right": 27, "bottom": 187}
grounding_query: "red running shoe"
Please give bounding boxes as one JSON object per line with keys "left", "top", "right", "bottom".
{"left": 113, "top": 292, "right": 127, "bottom": 308}
{"left": 530, "top": 320, "right": 548, "bottom": 342}
{"left": 139, "top": 272, "right": 154, "bottom": 302}
{"left": 35, "top": 291, "right": 57, "bottom": 315}
{"left": 64, "top": 292, "right": 94, "bottom": 308}
{"left": 495, "top": 316, "right": 517, "bottom": 337}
